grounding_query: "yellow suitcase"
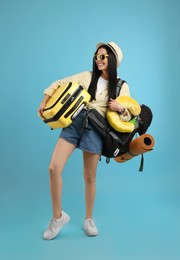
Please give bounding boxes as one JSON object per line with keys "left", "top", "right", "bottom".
{"left": 39, "top": 82, "right": 91, "bottom": 129}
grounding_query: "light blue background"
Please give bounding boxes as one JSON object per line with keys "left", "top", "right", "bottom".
{"left": 0, "top": 0, "right": 180, "bottom": 259}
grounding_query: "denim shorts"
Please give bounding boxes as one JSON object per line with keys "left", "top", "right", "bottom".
{"left": 59, "top": 110, "right": 103, "bottom": 155}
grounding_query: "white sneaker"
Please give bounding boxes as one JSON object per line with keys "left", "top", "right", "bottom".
{"left": 83, "top": 218, "right": 98, "bottom": 236}
{"left": 43, "top": 211, "right": 70, "bottom": 240}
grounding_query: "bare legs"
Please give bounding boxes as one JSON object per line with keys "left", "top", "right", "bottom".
{"left": 49, "top": 138, "right": 75, "bottom": 219}
{"left": 83, "top": 152, "right": 100, "bottom": 219}
{"left": 48, "top": 138, "right": 100, "bottom": 220}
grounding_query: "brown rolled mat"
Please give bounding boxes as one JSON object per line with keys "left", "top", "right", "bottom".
{"left": 114, "top": 134, "right": 155, "bottom": 163}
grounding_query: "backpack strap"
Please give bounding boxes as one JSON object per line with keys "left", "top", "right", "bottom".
{"left": 139, "top": 154, "right": 144, "bottom": 172}
{"left": 116, "top": 78, "right": 126, "bottom": 97}
{"left": 104, "top": 78, "right": 126, "bottom": 164}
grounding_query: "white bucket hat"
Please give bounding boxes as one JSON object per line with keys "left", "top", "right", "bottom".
{"left": 96, "top": 41, "right": 123, "bottom": 67}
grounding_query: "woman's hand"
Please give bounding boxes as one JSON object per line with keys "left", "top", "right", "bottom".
{"left": 38, "top": 94, "right": 50, "bottom": 116}
{"left": 108, "top": 98, "right": 126, "bottom": 115}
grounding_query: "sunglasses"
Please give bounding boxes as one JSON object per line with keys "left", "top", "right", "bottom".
{"left": 94, "top": 54, "right": 109, "bottom": 61}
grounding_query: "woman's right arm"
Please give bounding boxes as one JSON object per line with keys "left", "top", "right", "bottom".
{"left": 38, "top": 73, "right": 85, "bottom": 116}
{"left": 43, "top": 71, "right": 92, "bottom": 97}
{"left": 38, "top": 71, "right": 92, "bottom": 116}
{"left": 38, "top": 94, "right": 50, "bottom": 117}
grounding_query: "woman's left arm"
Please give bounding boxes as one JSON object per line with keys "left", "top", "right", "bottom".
{"left": 119, "top": 82, "right": 132, "bottom": 121}
{"left": 108, "top": 82, "right": 132, "bottom": 121}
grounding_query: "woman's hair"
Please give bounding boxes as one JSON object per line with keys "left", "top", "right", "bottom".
{"left": 88, "top": 45, "right": 118, "bottom": 101}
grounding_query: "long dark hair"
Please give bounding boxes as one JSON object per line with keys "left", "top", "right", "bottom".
{"left": 88, "top": 45, "right": 118, "bottom": 101}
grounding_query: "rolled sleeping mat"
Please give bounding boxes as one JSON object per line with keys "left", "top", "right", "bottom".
{"left": 114, "top": 134, "right": 155, "bottom": 163}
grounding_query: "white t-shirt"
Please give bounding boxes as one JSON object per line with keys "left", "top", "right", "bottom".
{"left": 96, "top": 77, "right": 108, "bottom": 96}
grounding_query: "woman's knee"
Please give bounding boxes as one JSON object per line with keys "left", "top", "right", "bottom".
{"left": 84, "top": 171, "right": 96, "bottom": 184}
{"left": 49, "top": 163, "right": 61, "bottom": 177}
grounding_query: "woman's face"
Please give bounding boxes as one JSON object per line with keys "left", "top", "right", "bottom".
{"left": 94, "top": 47, "right": 109, "bottom": 72}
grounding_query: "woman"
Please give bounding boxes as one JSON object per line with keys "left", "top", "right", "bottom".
{"left": 38, "top": 42, "right": 131, "bottom": 240}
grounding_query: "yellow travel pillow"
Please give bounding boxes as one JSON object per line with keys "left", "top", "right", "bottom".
{"left": 107, "top": 96, "right": 141, "bottom": 133}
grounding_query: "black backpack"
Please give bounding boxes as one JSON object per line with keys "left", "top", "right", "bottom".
{"left": 87, "top": 79, "right": 153, "bottom": 170}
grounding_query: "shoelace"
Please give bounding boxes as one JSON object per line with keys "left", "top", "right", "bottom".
{"left": 87, "top": 219, "right": 96, "bottom": 228}
{"left": 47, "top": 219, "right": 57, "bottom": 232}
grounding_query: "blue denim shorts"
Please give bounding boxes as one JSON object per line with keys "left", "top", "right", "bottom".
{"left": 59, "top": 110, "right": 103, "bottom": 155}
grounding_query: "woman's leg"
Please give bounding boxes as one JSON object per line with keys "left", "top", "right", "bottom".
{"left": 49, "top": 138, "right": 76, "bottom": 219}
{"left": 83, "top": 151, "right": 100, "bottom": 219}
